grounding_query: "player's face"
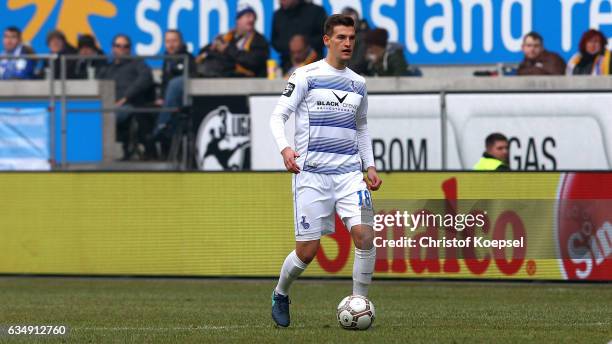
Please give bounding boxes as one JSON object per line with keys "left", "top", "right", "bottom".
{"left": 522, "top": 36, "right": 542, "bottom": 60}
{"left": 488, "top": 140, "right": 509, "bottom": 162}
{"left": 324, "top": 25, "right": 356, "bottom": 63}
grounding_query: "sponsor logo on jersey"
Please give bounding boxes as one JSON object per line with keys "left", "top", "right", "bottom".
{"left": 332, "top": 91, "right": 348, "bottom": 104}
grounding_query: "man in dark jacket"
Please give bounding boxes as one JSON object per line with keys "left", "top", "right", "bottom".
{"left": 342, "top": 7, "right": 369, "bottom": 75}
{"left": 73, "top": 34, "right": 107, "bottom": 79}
{"left": 196, "top": 5, "right": 269, "bottom": 78}
{"left": 153, "top": 29, "right": 196, "bottom": 149}
{"left": 40, "top": 30, "right": 78, "bottom": 79}
{"left": 97, "top": 34, "right": 155, "bottom": 159}
{"left": 272, "top": 0, "right": 327, "bottom": 73}
{"left": 517, "top": 32, "right": 566, "bottom": 76}
{"left": 364, "top": 28, "right": 414, "bottom": 77}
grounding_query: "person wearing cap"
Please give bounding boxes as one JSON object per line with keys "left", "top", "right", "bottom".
{"left": 196, "top": 5, "right": 269, "bottom": 77}
{"left": 473, "top": 133, "right": 510, "bottom": 171}
{"left": 73, "top": 34, "right": 107, "bottom": 79}
{"left": 364, "top": 28, "right": 416, "bottom": 77}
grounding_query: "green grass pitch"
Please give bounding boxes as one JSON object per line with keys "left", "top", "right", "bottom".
{"left": 0, "top": 277, "right": 610, "bottom": 343}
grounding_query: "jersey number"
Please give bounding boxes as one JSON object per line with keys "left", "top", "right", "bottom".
{"left": 357, "top": 190, "right": 372, "bottom": 209}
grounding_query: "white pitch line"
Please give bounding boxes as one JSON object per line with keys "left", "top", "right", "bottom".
{"left": 74, "top": 325, "right": 275, "bottom": 331}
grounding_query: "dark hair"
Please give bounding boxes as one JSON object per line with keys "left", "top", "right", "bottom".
{"left": 5, "top": 26, "right": 21, "bottom": 37}
{"left": 523, "top": 31, "right": 543, "bottom": 44}
{"left": 324, "top": 14, "right": 355, "bottom": 37}
{"left": 165, "top": 29, "right": 183, "bottom": 42}
{"left": 365, "top": 28, "right": 389, "bottom": 48}
{"left": 341, "top": 7, "right": 359, "bottom": 18}
{"left": 485, "top": 133, "right": 508, "bottom": 148}
{"left": 46, "top": 30, "right": 67, "bottom": 45}
{"left": 112, "top": 33, "right": 132, "bottom": 47}
{"left": 78, "top": 34, "right": 98, "bottom": 50}
{"left": 578, "top": 29, "right": 607, "bottom": 55}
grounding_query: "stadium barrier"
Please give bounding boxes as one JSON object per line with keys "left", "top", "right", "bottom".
{"left": 3, "top": 76, "right": 612, "bottom": 170}
{"left": 0, "top": 172, "right": 609, "bottom": 281}
{"left": 190, "top": 77, "right": 612, "bottom": 171}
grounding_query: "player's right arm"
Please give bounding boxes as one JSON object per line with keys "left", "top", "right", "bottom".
{"left": 269, "top": 71, "right": 308, "bottom": 174}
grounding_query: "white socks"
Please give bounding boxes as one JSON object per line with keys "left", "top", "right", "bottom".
{"left": 353, "top": 247, "right": 376, "bottom": 296}
{"left": 275, "top": 250, "right": 308, "bottom": 296}
{"left": 275, "top": 247, "right": 375, "bottom": 297}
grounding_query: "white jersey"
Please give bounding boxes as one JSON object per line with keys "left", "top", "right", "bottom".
{"left": 270, "top": 59, "right": 374, "bottom": 174}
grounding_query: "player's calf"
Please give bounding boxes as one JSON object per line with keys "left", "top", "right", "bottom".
{"left": 351, "top": 225, "right": 376, "bottom": 297}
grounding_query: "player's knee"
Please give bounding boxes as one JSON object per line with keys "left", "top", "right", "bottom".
{"left": 352, "top": 226, "right": 375, "bottom": 250}
{"left": 295, "top": 241, "right": 319, "bottom": 264}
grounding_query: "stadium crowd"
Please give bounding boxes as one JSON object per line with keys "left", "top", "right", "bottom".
{"left": 1, "top": 0, "right": 611, "bottom": 161}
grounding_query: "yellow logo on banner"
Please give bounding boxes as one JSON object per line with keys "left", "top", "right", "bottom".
{"left": 7, "top": 0, "right": 117, "bottom": 46}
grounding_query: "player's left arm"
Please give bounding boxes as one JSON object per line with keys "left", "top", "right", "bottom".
{"left": 356, "top": 90, "right": 382, "bottom": 191}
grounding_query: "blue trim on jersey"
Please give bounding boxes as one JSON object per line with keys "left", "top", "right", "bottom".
{"left": 309, "top": 112, "right": 357, "bottom": 130}
{"left": 306, "top": 75, "right": 365, "bottom": 96}
{"left": 308, "top": 137, "right": 358, "bottom": 155}
{"left": 303, "top": 161, "right": 361, "bottom": 174}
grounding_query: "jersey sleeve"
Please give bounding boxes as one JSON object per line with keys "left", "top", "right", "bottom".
{"left": 274, "top": 71, "right": 308, "bottom": 114}
{"left": 269, "top": 70, "right": 308, "bottom": 152}
{"left": 356, "top": 89, "right": 375, "bottom": 169}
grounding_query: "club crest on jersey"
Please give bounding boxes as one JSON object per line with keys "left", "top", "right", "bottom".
{"left": 282, "top": 82, "right": 295, "bottom": 97}
{"left": 351, "top": 80, "right": 357, "bottom": 93}
{"left": 300, "top": 216, "right": 310, "bottom": 229}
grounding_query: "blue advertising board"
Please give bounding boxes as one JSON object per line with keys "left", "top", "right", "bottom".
{"left": 0, "top": 100, "right": 102, "bottom": 164}
{"left": 0, "top": 0, "right": 611, "bottom": 64}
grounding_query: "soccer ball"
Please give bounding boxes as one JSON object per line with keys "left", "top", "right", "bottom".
{"left": 336, "top": 295, "right": 375, "bottom": 330}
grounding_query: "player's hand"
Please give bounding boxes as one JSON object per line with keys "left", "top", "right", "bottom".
{"left": 281, "top": 147, "right": 300, "bottom": 174}
{"left": 365, "top": 167, "right": 382, "bottom": 191}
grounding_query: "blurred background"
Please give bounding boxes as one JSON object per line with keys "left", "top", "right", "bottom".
{"left": 1, "top": 0, "right": 612, "bottom": 171}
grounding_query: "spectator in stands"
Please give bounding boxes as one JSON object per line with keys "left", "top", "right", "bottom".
{"left": 196, "top": 5, "right": 269, "bottom": 78}
{"left": 517, "top": 32, "right": 566, "bottom": 76}
{"left": 567, "top": 29, "right": 612, "bottom": 75}
{"left": 152, "top": 29, "right": 196, "bottom": 149}
{"left": 272, "top": 0, "right": 327, "bottom": 73}
{"left": 364, "top": 28, "right": 419, "bottom": 77}
{"left": 473, "top": 133, "right": 510, "bottom": 171}
{"left": 40, "top": 30, "right": 78, "bottom": 79}
{"left": 284, "top": 34, "right": 318, "bottom": 77}
{"left": 0, "top": 26, "right": 36, "bottom": 80}
{"left": 74, "top": 34, "right": 107, "bottom": 79}
{"left": 342, "top": 7, "right": 369, "bottom": 75}
{"left": 97, "top": 34, "right": 155, "bottom": 160}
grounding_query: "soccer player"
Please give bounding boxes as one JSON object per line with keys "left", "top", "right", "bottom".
{"left": 269, "top": 14, "right": 382, "bottom": 327}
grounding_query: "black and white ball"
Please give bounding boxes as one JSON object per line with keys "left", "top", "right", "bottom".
{"left": 336, "top": 295, "right": 375, "bottom": 330}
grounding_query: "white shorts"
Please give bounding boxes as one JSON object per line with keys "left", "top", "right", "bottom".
{"left": 292, "top": 170, "right": 374, "bottom": 241}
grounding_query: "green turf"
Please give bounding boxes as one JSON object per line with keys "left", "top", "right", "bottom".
{"left": 0, "top": 277, "right": 610, "bottom": 343}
